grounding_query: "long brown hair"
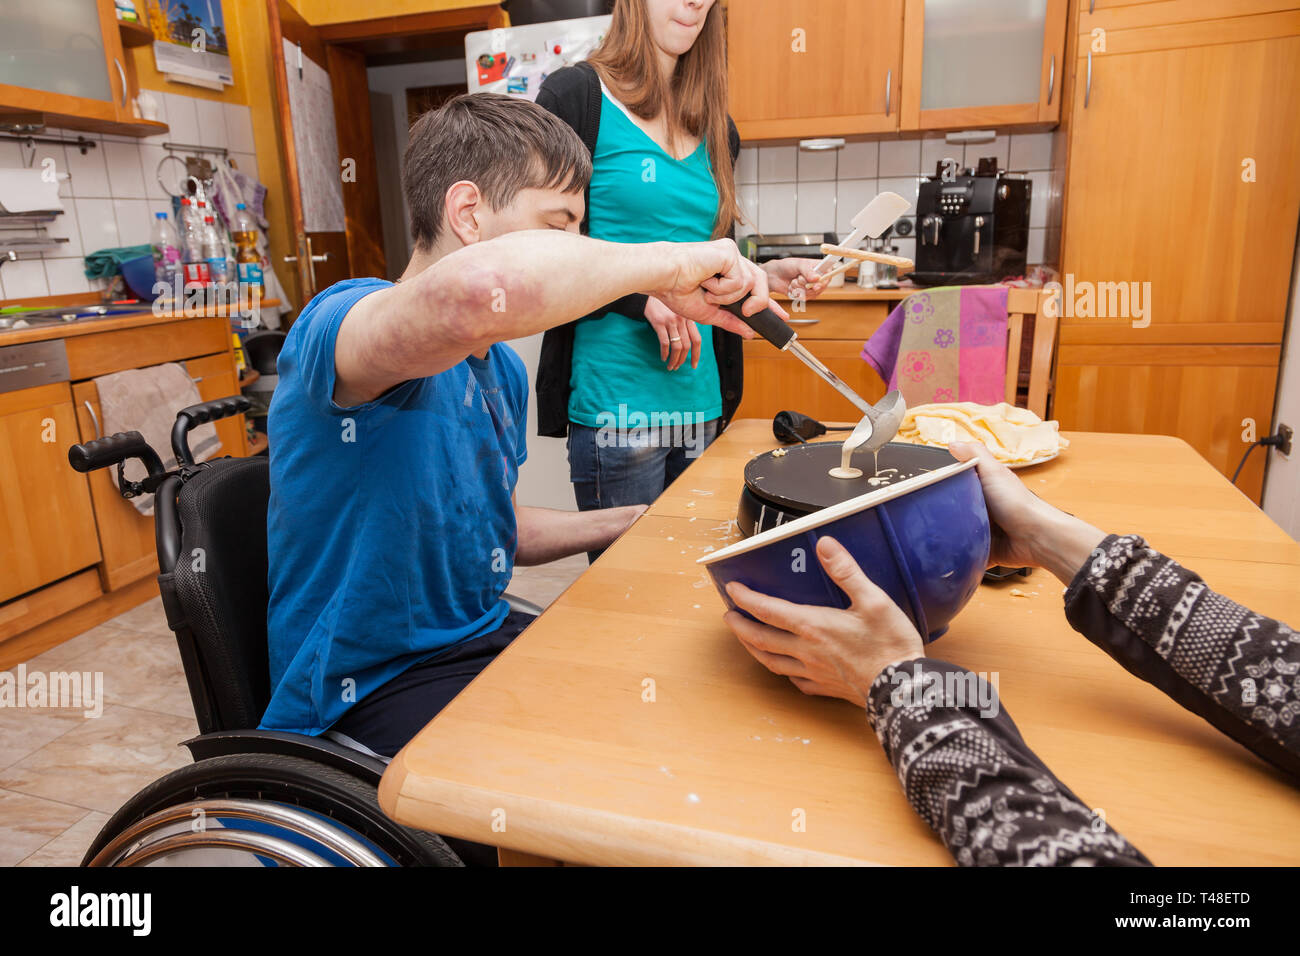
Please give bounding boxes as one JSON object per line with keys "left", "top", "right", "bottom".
{"left": 587, "top": 0, "right": 739, "bottom": 239}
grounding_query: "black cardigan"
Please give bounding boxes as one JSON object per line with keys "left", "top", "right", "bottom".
{"left": 533, "top": 62, "right": 744, "bottom": 439}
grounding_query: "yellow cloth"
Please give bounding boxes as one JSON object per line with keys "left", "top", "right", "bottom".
{"left": 896, "top": 402, "right": 1068, "bottom": 464}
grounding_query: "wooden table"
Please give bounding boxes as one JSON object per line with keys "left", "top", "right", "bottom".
{"left": 378, "top": 421, "right": 1300, "bottom": 866}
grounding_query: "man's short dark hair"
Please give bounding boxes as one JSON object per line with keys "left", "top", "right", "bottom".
{"left": 403, "top": 92, "right": 591, "bottom": 250}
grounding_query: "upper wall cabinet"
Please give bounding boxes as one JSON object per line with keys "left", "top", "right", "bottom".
{"left": 899, "top": 0, "right": 1068, "bottom": 131}
{"left": 728, "top": 0, "right": 905, "bottom": 141}
{"left": 0, "top": 0, "right": 167, "bottom": 137}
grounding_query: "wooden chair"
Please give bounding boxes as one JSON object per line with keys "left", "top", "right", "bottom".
{"left": 1003, "top": 287, "right": 1058, "bottom": 419}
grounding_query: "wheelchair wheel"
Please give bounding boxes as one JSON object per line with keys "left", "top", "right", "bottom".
{"left": 82, "top": 753, "right": 462, "bottom": 867}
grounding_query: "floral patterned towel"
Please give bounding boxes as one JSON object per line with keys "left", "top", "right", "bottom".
{"left": 860, "top": 286, "right": 1009, "bottom": 407}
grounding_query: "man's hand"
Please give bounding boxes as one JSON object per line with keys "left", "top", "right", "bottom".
{"left": 722, "top": 536, "right": 924, "bottom": 708}
{"left": 762, "top": 256, "right": 832, "bottom": 300}
{"left": 654, "top": 238, "right": 788, "bottom": 337}
{"left": 948, "top": 441, "right": 1106, "bottom": 584}
{"left": 644, "top": 296, "right": 702, "bottom": 371}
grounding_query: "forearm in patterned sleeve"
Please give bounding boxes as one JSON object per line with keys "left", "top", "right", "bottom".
{"left": 1064, "top": 534, "right": 1300, "bottom": 780}
{"left": 866, "top": 659, "right": 1151, "bottom": 867}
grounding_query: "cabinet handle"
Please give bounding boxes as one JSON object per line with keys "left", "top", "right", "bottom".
{"left": 282, "top": 255, "right": 298, "bottom": 262}
{"left": 1047, "top": 54, "right": 1055, "bottom": 105}
{"left": 1084, "top": 50, "right": 1093, "bottom": 108}
{"left": 884, "top": 69, "right": 892, "bottom": 117}
{"left": 787, "top": 318, "right": 820, "bottom": 325}
{"left": 113, "top": 57, "right": 127, "bottom": 108}
{"left": 83, "top": 400, "right": 101, "bottom": 440}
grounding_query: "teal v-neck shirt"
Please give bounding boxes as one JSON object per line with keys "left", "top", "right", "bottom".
{"left": 568, "top": 90, "right": 722, "bottom": 428}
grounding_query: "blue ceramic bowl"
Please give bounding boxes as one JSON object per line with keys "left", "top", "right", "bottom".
{"left": 120, "top": 254, "right": 158, "bottom": 301}
{"left": 700, "top": 456, "right": 989, "bottom": 642}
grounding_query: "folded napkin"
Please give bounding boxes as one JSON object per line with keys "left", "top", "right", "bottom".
{"left": 94, "top": 363, "right": 221, "bottom": 515}
{"left": 896, "top": 401, "right": 1068, "bottom": 464}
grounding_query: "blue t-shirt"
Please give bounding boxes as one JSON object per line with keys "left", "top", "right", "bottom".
{"left": 259, "top": 278, "right": 528, "bottom": 735}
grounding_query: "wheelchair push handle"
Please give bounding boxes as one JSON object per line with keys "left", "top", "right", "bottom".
{"left": 172, "top": 395, "right": 252, "bottom": 466}
{"left": 68, "top": 430, "right": 165, "bottom": 478}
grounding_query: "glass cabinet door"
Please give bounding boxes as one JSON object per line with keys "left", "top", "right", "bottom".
{"left": 0, "top": 0, "right": 115, "bottom": 103}
{"left": 920, "top": 0, "right": 1049, "bottom": 110}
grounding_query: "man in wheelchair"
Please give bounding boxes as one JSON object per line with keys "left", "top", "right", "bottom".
{"left": 259, "top": 93, "right": 781, "bottom": 764}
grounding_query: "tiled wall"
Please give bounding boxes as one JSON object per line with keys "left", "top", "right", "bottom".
{"left": 0, "top": 93, "right": 261, "bottom": 302}
{"left": 735, "top": 131, "right": 1056, "bottom": 268}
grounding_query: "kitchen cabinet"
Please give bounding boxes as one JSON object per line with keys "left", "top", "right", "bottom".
{"left": 0, "top": 0, "right": 167, "bottom": 138}
{"left": 0, "top": 382, "right": 102, "bottom": 604}
{"left": 1053, "top": 7, "right": 1300, "bottom": 504}
{"left": 899, "top": 0, "right": 1068, "bottom": 130}
{"left": 727, "top": 0, "right": 905, "bottom": 141}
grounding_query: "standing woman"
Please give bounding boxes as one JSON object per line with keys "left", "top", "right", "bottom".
{"left": 537, "top": 0, "right": 827, "bottom": 531}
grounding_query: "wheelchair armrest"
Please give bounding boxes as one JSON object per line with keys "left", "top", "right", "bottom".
{"left": 181, "top": 729, "right": 389, "bottom": 784}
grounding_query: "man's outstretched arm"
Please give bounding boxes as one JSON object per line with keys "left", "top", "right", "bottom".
{"left": 333, "top": 232, "right": 780, "bottom": 406}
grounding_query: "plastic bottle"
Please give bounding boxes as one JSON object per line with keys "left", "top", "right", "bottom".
{"left": 231, "top": 202, "right": 263, "bottom": 305}
{"left": 180, "top": 200, "right": 209, "bottom": 288}
{"left": 202, "top": 215, "right": 228, "bottom": 285}
{"left": 151, "top": 211, "right": 181, "bottom": 299}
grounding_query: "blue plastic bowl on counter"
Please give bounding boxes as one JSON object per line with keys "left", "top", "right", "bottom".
{"left": 699, "top": 449, "right": 989, "bottom": 643}
{"left": 119, "top": 254, "right": 158, "bottom": 301}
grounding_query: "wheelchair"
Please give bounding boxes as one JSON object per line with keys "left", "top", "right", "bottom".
{"left": 66, "top": 395, "right": 535, "bottom": 866}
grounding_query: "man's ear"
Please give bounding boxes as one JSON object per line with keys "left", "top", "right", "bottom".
{"left": 444, "top": 180, "right": 484, "bottom": 245}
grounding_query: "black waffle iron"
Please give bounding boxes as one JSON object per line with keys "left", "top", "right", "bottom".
{"left": 737, "top": 441, "right": 958, "bottom": 537}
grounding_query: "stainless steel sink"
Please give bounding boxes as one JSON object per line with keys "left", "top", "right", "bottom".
{"left": 0, "top": 305, "right": 144, "bottom": 331}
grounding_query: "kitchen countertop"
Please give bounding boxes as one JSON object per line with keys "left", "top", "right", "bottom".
{"left": 0, "top": 300, "right": 282, "bottom": 347}
{"left": 772, "top": 285, "right": 914, "bottom": 302}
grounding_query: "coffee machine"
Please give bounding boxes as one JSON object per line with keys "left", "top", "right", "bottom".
{"left": 910, "top": 157, "right": 1031, "bottom": 286}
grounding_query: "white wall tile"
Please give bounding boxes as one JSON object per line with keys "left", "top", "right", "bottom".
{"left": 796, "top": 147, "right": 836, "bottom": 182}
{"left": 103, "top": 140, "right": 148, "bottom": 199}
{"left": 795, "top": 180, "right": 836, "bottom": 233}
{"left": 835, "top": 179, "right": 877, "bottom": 235}
{"left": 138, "top": 145, "right": 173, "bottom": 201}
{"left": 193, "top": 98, "right": 228, "bottom": 150}
{"left": 879, "top": 139, "right": 921, "bottom": 178}
{"left": 1008, "top": 131, "right": 1053, "bottom": 171}
{"left": 838, "top": 141, "right": 877, "bottom": 179}
{"left": 757, "top": 146, "right": 797, "bottom": 183}
{"left": 42, "top": 258, "right": 90, "bottom": 296}
{"left": 2, "top": 259, "right": 49, "bottom": 299}
{"left": 113, "top": 199, "right": 153, "bottom": 247}
{"left": 965, "top": 134, "right": 1009, "bottom": 172}
{"left": 45, "top": 204, "right": 83, "bottom": 259}
{"left": 162, "top": 94, "right": 200, "bottom": 146}
{"left": 735, "top": 146, "right": 758, "bottom": 185}
{"left": 892, "top": 237, "right": 916, "bottom": 263}
{"left": 757, "top": 182, "right": 797, "bottom": 233}
{"left": 920, "top": 136, "right": 962, "bottom": 179}
{"left": 878, "top": 175, "right": 922, "bottom": 205}
{"left": 737, "top": 183, "right": 759, "bottom": 235}
{"left": 224, "top": 103, "right": 256, "bottom": 154}
{"left": 63, "top": 136, "right": 111, "bottom": 198}
{"left": 1026, "top": 170, "right": 1051, "bottom": 228}
{"left": 0, "top": 140, "right": 23, "bottom": 167}
{"left": 231, "top": 152, "right": 258, "bottom": 182}
{"left": 1027, "top": 227, "right": 1046, "bottom": 264}
{"left": 74, "top": 197, "right": 120, "bottom": 254}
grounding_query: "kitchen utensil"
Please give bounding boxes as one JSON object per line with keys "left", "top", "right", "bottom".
{"left": 814, "top": 191, "right": 912, "bottom": 276}
{"left": 819, "top": 242, "right": 914, "bottom": 272}
{"left": 859, "top": 389, "right": 906, "bottom": 456}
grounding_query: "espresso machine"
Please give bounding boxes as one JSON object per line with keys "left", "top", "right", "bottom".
{"left": 910, "top": 157, "right": 1031, "bottom": 286}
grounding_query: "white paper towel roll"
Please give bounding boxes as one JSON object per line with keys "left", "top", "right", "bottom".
{"left": 0, "top": 167, "right": 65, "bottom": 214}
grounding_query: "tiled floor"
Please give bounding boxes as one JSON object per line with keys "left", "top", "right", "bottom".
{"left": 0, "top": 555, "right": 588, "bottom": 866}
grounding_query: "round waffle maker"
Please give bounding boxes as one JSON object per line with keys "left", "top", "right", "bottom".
{"left": 737, "top": 441, "right": 958, "bottom": 537}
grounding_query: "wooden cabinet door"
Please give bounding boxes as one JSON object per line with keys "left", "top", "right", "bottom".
{"left": 900, "top": 0, "right": 1069, "bottom": 130}
{"left": 1054, "top": 344, "right": 1280, "bottom": 503}
{"left": 728, "top": 0, "right": 904, "bottom": 140}
{"left": 0, "top": 383, "right": 101, "bottom": 604}
{"left": 735, "top": 339, "right": 887, "bottom": 423}
{"left": 186, "top": 352, "right": 250, "bottom": 459}
{"left": 1061, "top": 33, "right": 1300, "bottom": 332}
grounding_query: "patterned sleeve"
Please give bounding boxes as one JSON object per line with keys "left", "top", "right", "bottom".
{"left": 866, "top": 659, "right": 1151, "bottom": 866}
{"left": 1064, "top": 533, "right": 1300, "bottom": 780}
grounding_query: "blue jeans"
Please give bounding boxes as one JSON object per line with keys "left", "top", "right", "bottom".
{"left": 567, "top": 418, "right": 720, "bottom": 559}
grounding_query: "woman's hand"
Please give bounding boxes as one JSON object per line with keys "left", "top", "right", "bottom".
{"left": 722, "top": 536, "right": 924, "bottom": 708}
{"left": 645, "top": 296, "right": 702, "bottom": 371}
{"left": 762, "top": 257, "right": 832, "bottom": 301}
{"left": 948, "top": 441, "right": 1106, "bottom": 583}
